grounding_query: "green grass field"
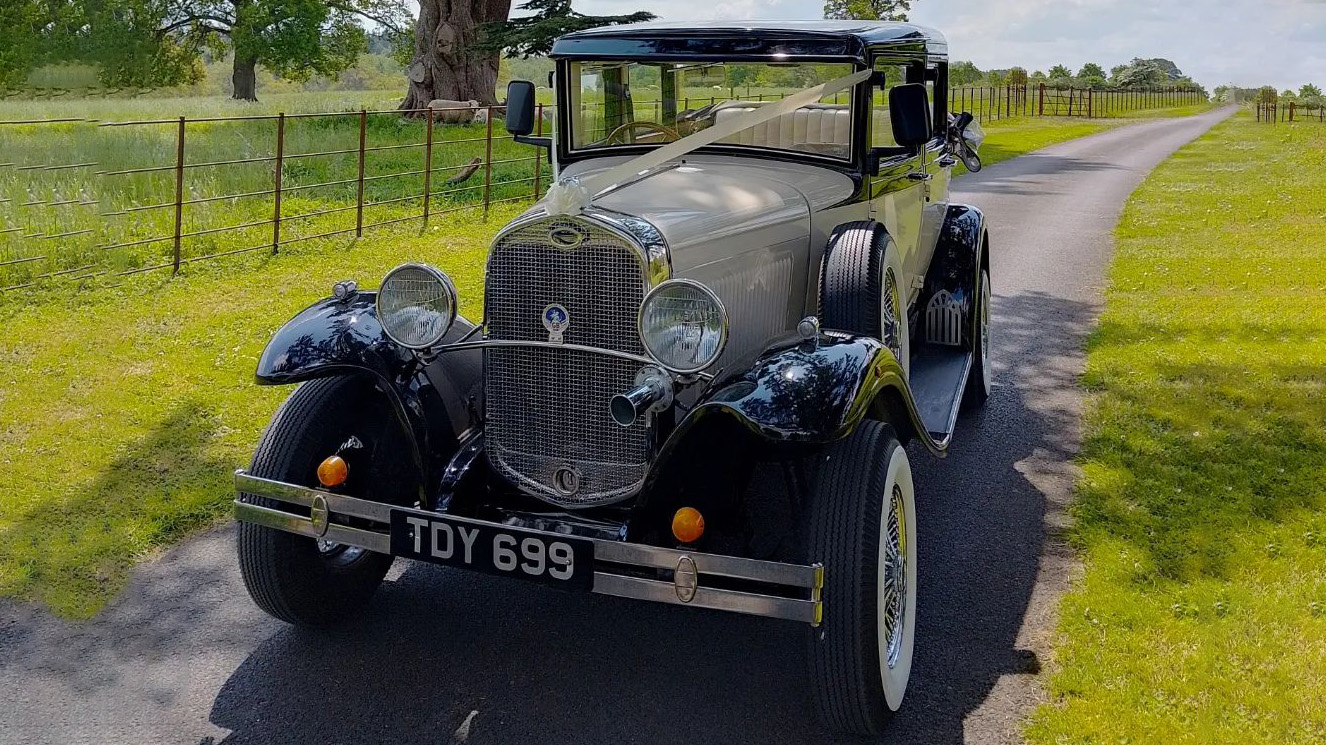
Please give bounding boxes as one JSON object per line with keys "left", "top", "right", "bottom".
{"left": 1027, "top": 113, "right": 1326, "bottom": 743}
{"left": 0, "top": 110, "right": 1207, "bottom": 618}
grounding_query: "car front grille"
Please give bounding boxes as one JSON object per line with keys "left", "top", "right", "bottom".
{"left": 484, "top": 216, "right": 651, "bottom": 507}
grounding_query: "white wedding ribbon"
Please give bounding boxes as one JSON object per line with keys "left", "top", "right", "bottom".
{"left": 544, "top": 68, "right": 872, "bottom": 216}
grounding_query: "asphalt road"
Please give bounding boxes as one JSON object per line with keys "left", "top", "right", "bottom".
{"left": 0, "top": 107, "right": 1235, "bottom": 745}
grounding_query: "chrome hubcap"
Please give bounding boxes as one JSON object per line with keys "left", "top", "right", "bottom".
{"left": 881, "top": 483, "right": 908, "bottom": 669}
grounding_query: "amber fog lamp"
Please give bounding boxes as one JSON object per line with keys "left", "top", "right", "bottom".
{"left": 317, "top": 455, "right": 349, "bottom": 488}
{"left": 672, "top": 507, "right": 705, "bottom": 543}
{"left": 376, "top": 263, "right": 458, "bottom": 350}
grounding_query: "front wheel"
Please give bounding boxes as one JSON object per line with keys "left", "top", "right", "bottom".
{"left": 238, "top": 376, "right": 407, "bottom": 627}
{"left": 805, "top": 420, "right": 918, "bottom": 735}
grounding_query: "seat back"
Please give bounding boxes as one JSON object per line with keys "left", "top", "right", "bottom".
{"left": 713, "top": 102, "right": 851, "bottom": 155}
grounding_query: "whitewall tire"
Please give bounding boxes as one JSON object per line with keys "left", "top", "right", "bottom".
{"left": 806, "top": 420, "right": 918, "bottom": 734}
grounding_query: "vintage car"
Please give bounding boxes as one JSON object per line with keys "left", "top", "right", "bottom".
{"left": 233, "top": 20, "right": 989, "bottom": 735}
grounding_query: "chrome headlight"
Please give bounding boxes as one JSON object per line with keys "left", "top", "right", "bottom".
{"left": 376, "top": 263, "right": 458, "bottom": 350}
{"left": 638, "top": 279, "right": 729, "bottom": 374}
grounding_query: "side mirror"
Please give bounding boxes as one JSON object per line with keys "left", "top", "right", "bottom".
{"left": 505, "top": 79, "right": 536, "bottom": 136}
{"left": 889, "top": 83, "right": 932, "bottom": 151}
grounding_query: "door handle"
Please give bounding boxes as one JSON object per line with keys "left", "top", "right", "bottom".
{"left": 906, "top": 171, "right": 933, "bottom": 182}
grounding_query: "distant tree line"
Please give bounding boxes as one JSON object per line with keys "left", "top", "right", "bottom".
{"left": 1226, "top": 84, "right": 1325, "bottom": 111}
{"left": 0, "top": 0, "right": 652, "bottom": 105}
{"left": 949, "top": 58, "right": 1205, "bottom": 94}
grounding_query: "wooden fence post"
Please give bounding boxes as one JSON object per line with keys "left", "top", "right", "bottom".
{"left": 1088, "top": 88, "right": 1093, "bottom": 118}
{"left": 172, "top": 116, "right": 185, "bottom": 273}
{"left": 272, "top": 113, "right": 284, "bottom": 255}
{"left": 422, "top": 106, "right": 434, "bottom": 227}
{"left": 1038, "top": 83, "right": 1045, "bottom": 116}
{"left": 533, "top": 103, "right": 544, "bottom": 200}
{"left": 1290, "top": 101, "right": 1296, "bottom": 122}
{"left": 355, "top": 109, "right": 367, "bottom": 237}
{"left": 482, "top": 106, "right": 493, "bottom": 216}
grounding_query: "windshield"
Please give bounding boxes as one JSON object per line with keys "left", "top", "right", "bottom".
{"left": 565, "top": 60, "right": 857, "bottom": 160}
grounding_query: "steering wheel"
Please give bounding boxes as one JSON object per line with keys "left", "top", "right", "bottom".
{"left": 605, "top": 120, "right": 680, "bottom": 145}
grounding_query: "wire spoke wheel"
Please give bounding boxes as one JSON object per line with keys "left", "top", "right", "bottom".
{"left": 880, "top": 483, "right": 908, "bottom": 669}
{"left": 881, "top": 266, "right": 904, "bottom": 363}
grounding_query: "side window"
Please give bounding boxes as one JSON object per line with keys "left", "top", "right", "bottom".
{"left": 871, "top": 61, "right": 907, "bottom": 149}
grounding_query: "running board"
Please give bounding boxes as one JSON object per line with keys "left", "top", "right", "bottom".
{"left": 907, "top": 344, "right": 971, "bottom": 440}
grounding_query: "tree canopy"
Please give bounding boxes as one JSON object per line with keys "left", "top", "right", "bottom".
{"left": 823, "top": 0, "right": 911, "bottom": 21}
{"left": 478, "top": 0, "right": 654, "bottom": 58}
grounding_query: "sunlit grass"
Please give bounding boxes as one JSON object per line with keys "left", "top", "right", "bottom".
{"left": 1026, "top": 113, "right": 1326, "bottom": 743}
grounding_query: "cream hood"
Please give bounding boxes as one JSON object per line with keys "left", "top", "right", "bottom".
{"left": 542, "top": 154, "right": 855, "bottom": 268}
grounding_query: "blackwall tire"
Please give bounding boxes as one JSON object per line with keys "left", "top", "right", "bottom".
{"left": 806, "top": 420, "right": 918, "bottom": 735}
{"left": 963, "top": 268, "right": 992, "bottom": 408}
{"left": 820, "top": 222, "right": 910, "bottom": 377}
{"left": 237, "top": 376, "right": 397, "bottom": 627}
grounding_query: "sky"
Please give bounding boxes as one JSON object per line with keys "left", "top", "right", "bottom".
{"left": 562, "top": 0, "right": 1326, "bottom": 90}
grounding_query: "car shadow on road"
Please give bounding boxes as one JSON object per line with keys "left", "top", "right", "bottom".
{"left": 971, "top": 153, "right": 1126, "bottom": 197}
{"left": 207, "top": 290, "right": 1098, "bottom": 745}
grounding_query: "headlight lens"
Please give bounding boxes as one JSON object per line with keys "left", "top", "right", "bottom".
{"left": 638, "top": 279, "right": 728, "bottom": 374}
{"left": 376, "top": 263, "right": 458, "bottom": 350}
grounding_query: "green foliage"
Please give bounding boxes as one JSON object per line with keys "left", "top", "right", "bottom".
{"left": 1078, "top": 62, "right": 1105, "bottom": 79}
{"left": 1027, "top": 111, "right": 1326, "bottom": 745}
{"left": 479, "top": 0, "right": 655, "bottom": 58}
{"left": 1301, "top": 83, "right": 1323, "bottom": 99}
{"left": 822, "top": 0, "right": 911, "bottom": 21}
{"left": 1008, "top": 67, "right": 1028, "bottom": 87}
{"left": 1048, "top": 64, "right": 1072, "bottom": 79}
{"left": 1112, "top": 58, "right": 1167, "bottom": 89}
{"left": 950, "top": 60, "right": 982, "bottom": 86}
{"left": 232, "top": 0, "right": 367, "bottom": 84}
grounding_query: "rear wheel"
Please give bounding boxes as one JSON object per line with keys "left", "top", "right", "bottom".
{"left": 820, "top": 222, "right": 910, "bottom": 377}
{"left": 238, "top": 376, "right": 409, "bottom": 627}
{"left": 963, "top": 267, "right": 992, "bottom": 408}
{"left": 805, "top": 420, "right": 918, "bottom": 735}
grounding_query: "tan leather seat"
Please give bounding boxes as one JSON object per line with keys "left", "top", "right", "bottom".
{"left": 713, "top": 103, "right": 851, "bottom": 155}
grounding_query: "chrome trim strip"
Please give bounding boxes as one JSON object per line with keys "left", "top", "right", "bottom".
{"left": 234, "top": 470, "right": 822, "bottom": 625}
{"left": 431, "top": 339, "right": 716, "bottom": 381}
{"left": 592, "top": 572, "right": 820, "bottom": 624}
{"left": 595, "top": 539, "right": 821, "bottom": 588}
{"left": 238, "top": 501, "right": 392, "bottom": 554}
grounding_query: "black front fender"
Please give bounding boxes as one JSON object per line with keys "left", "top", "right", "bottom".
{"left": 664, "top": 334, "right": 944, "bottom": 456}
{"left": 256, "top": 292, "right": 480, "bottom": 499}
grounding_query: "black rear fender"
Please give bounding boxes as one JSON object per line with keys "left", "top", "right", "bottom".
{"left": 920, "top": 204, "right": 988, "bottom": 350}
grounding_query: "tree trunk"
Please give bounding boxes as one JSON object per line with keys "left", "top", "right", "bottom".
{"left": 401, "top": 0, "right": 512, "bottom": 111}
{"left": 232, "top": 54, "right": 258, "bottom": 102}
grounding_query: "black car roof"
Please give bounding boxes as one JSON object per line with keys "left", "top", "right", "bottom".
{"left": 551, "top": 20, "right": 947, "bottom": 61}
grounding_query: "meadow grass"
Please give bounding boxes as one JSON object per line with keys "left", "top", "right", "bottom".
{"left": 0, "top": 109, "right": 1209, "bottom": 618}
{"left": 1026, "top": 113, "right": 1326, "bottom": 743}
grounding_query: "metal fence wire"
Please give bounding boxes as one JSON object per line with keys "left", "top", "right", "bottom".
{"left": 0, "top": 86, "right": 1206, "bottom": 292}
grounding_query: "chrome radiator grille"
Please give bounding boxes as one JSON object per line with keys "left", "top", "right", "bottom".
{"left": 484, "top": 216, "right": 651, "bottom": 507}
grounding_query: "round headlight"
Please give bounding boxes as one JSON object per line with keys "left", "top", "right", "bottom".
{"left": 638, "top": 279, "right": 729, "bottom": 374}
{"left": 376, "top": 263, "right": 458, "bottom": 350}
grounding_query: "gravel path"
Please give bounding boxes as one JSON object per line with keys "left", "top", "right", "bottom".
{"left": 0, "top": 107, "right": 1235, "bottom": 745}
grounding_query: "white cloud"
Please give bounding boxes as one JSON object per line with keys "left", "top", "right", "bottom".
{"left": 570, "top": 0, "right": 1326, "bottom": 89}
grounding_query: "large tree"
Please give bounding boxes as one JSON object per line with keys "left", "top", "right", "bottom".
{"left": 401, "top": 0, "right": 651, "bottom": 109}
{"left": 401, "top": 0, "right": 513, "bottom": 108}
{"left": 823, "top": 0, "right": 911, "bottom": 20}
{"left": 85, "top": 0, "right": 408, "bottom": 100}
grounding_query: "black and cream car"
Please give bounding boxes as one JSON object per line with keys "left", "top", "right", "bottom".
{"left": 234, "top": 21, "right": 990, "bottom": 735}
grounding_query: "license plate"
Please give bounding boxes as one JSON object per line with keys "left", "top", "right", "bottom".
{"left": 390, "top": 511, "right": 594, "bottom": 590}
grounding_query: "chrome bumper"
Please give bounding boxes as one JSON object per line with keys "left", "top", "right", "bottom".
{"left": 234, "top": 470, "right": 823, "bottom": 625}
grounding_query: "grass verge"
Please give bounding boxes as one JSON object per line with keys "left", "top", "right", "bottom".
{"left": 1027, "top": 113, "right": 1326, "bottom": 743}
{"left": 0, "top": 113, "right": 1202, "bottom": 618}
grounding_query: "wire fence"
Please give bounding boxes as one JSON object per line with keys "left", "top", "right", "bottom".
{"left": 950, "top": 84, "right": 1207, "bottom": 125}
{"left": 1, "top": 84, "right": 1208, "bottom": 294}
{"left": 0, "top": 104, "right": 553, "bottom": 292}
{"left": 1257, "top": 102, "right": 1326, "bottom": 123}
